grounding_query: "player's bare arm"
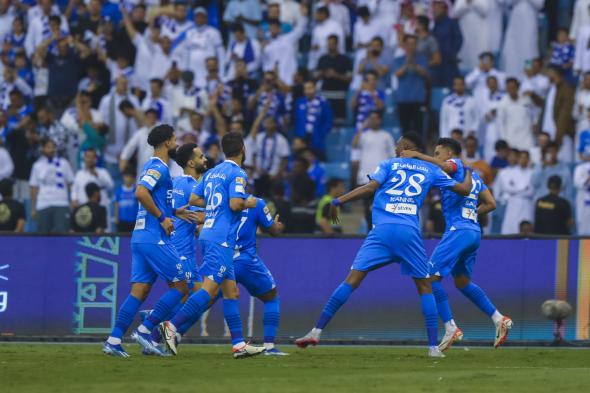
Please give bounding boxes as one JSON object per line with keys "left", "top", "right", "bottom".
{"left": 136, "top": 185, "right": 173, "bottom": 236}
{"left": 477, "top": 188, "right": 497, "bottom": 215}
{"left": 451, "top": 168, "right": 472, "bottom": 197}
{"left": 400, "top": 149, "right": 456, "bottom": 174}
{"left": 329, "top": 180, "right": 380, "bottom": 224}
{"left": 189, "top": 193, "right": 205, "bottom": 207}
{"left": 230, "top": 196, "right": 257, "bottom": 211}
{"left": 267, "top": 215, "right": 285, "bottom": 236}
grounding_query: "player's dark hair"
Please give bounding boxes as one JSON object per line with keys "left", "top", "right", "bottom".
{"left": 175, "top": 143, "right": 198, "bottom": 168}
{"left": 402, "top": 132, "right": 425, "bottom": 153}
{"left": 364, "top": 70, "right": 378, "bottom": 80}
{"left": 85, "top": 182, "right": 101, "bottom": 199}
{"left": 147, "top": 124, "right": 175, "bottom": 148}
{"left": 436, "top": 138, "right": 462, "bottom": 155}
{"left": 368, "top": 110, "right": 382, "bottom": 119}
{"left": 327, "top": 178, "right": 344, "bottom": 192}
{"left": 221, "top": 131, "right": 244, "bottom": 158}
{"left": 479, "top": 51, "right": 494, "bottom": 60}
{"left": 371, "top": 36, "right": 384, "bottom": 46}
{"left": 0, "top": 178, "right": 14, "bottom": 198}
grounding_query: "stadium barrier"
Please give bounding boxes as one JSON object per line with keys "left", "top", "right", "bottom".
{"left": 0, "top": 235, "right": 589, "bottom": 343}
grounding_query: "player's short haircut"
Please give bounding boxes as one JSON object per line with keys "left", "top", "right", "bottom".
{"left": 495, "top": 140, "right": 509, "bottom": 150}
{"left": 327, "top": 178, "right": 344, "bottom": 192}
{"left": 465, "top": 135, "right": 478, "bottom": 144}
{"left": 436, "top": 137, "right": 462, "bottom": 155}
{"left": 175, "top": 142, "right": 198, "bottom": 168}
{"left": 221, "top": 131, "right": 244, "bottom": 158}
{"left": 83, "top": 147, "right": 97, "bottom": 155}
{"left": 450, "top": 128, "right": 464, "bottom": 137}
{"left": 402, "top": 132, "right": 425, "bottom": 153}
{"left": 147, "top": 124, "right": 175, "bottom": 147}
{"left": 145, "top": 108, "right": 158, "bottom": 117}
{"left": 0, "top": 178, "right": 14, "bottom": 198}
{"left": 403, "top": 34, "right": 417, "bottom": 42}
{"left": 304, "top": 78, "right": 316, "bottom": 86}
{"left": 454, "top": 75, "right": 465, "bottom": 83}
{"left": 547, "top": 175, "right": 562, "bottom": 190}
{"left": 506, "top": 77, "right": 520, "bottom": 87}
{"left": 85, "top": 182, "right": 101, "bottom": 199}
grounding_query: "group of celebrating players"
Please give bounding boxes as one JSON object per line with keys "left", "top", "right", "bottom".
{"left": 102, "top": 124, "right": 513, "bottom": 359}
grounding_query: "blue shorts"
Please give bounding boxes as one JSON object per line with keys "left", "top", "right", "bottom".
{"left": 179, "top": 255, "right": 203, "bottom": 284}
{"left": 199, "top": 240, "right": 235, "bottom": 284}
{"left": 131, "top": 242, "right": 185, "bottom": 284}
{"left": 235, "top": 254, "right": 276, "bottom": 297}
{"left": 430, "top": 229, "right": 480, "bottom": 278}
{"left": 351, "top": 223, "right": 429, "bottom": 278}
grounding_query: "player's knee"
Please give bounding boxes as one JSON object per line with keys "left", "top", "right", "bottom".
{"left": 258, "top": 287, "right": 278, "bottom": 302}
{"left": 345, "top": 270, "right": 366, "bottom": 289}
{"left": 454, "top": 276, "right": 470, "bottom": 289}
{"left": 131, "top": 283, "right": 151, "bottom": 301}
{"left": 170, "top": 280, "right": 190, "bottom": 295}
{"left": 414, "top": 278, "right": 432, "bottom": 294}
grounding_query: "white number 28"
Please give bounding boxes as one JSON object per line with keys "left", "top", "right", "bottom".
{"left": 385, "top": 170, "right": 425, "bottom": 197}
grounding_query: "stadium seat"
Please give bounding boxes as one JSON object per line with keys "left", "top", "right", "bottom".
{"left": 430, "top": 87, "right": 450, "bottom": 113}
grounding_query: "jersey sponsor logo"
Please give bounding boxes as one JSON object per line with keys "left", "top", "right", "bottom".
{"left": 147, "top": 169, "right": 161, "bottom": 180}
{"left": 141, "top": 175, "right": 157, "bottom": 187}
{"left": 235, "top": 184, "right": 245, "bottom": 193}
{"left": 235, "top": 177, "right": 246, "bottom": 185}
{"left": 134, "top": 218, "right": 146, "bottom": 230}
{"left": 266, "top": 213, "right": 273, "bottom": 221}
{"left": 263, "top": 206, "right": 270, "bottom": 214}
{"left": 203, "top": 218, "right": 215, "bottom": 228}
{"left": 461, "top": 207, "right": 478, "bottom": 222}
{"left": 385, "top": 203, "right": 417, "bottom": 215}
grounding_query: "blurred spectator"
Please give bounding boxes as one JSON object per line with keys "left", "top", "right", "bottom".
{"left": 570, "top": 0, "right": 590, "bottom": 41}
{"left": 415, "top": 15, "right": 441, "bottom": 71}
{"left": 431, "top": 0, "right": 462, "bottom": 88}
{"left": 479, "top": 75, "right": 504, "bottom": 161}
{"left": 308, "top": 6, "right": 344, "bottom": 70}
{"left": 0, "top": 63, "right": 33, "bottom": 110}
{"left": 578, "top": 110, "right": 590, "bottom": 160}
{"left": 489, "top": 140, "right": 510, "bottom": 179}
{"left": 500, "top": 0, "right": 543, "bottom": 77}
{"left": 495, "top": 150, "right": 534, "bottom": 235}
{"left": 29, "top": 138, "right": 74, "bottom": 233}
{"left": 316, "top": 34, "right": 352, "bottom": 121}
{"left": 276, "top": 0, "right": 303, "bottom": 28}
{"left": 0, "top": 140, "right": 13, "bottom": 180}
{"left": 35, "top": 106, "right": 69, "bottom": 157}
{"left": 575, "top": 14, "right": 590, "bottom": 75}
{"left": 267, "top": 180, "right": 292, "bottom": 232}
{"left": 159, "top": 1, "right": 194, "bottom": 42}
{"left": 294, "top": 80, "right": 333, "bottom": 160}
{"left": 319, "top": 0, "right": 350, "bottom": 38}
{"left": 550, "top": 28, "right": 574, "bottom": 81}
{"left": 0, "top": 0, "right": 15, "bottom": 41}
{"left": 0, "top": 178, "right": 25, "bottom": 233}
{"left": 574, "top": 74, "right": 590, "bottom": 133}
{"left": 497, "top": 78, "right": 535, "bottom": 152}
{"left": 223, "top": 24, "right": 261, "bottom": 81}
{"left": 426, "top": 189, "right": 445, "bottom": 234}
{"left": 176, "top": 7, "right": 224, "bottom": 89}
{"left": 534, "top": 176, "right": 573, "bottom": 235}
{"left": 114, "top": 167, "right": 138, "bottom": 233}
{"left": 519, "top": 220, "right": 534, "bottom": 236}
{"left": 352, "top": 7, "right": 381, "bottom": 75}
{"left": 453, "top": 0, "right": 488, "bottom": 72}
{"left": 260, "top": 5, "right": 308, "bottom": 86}
{"left": 259, "top": 2, "right": 292, "bottom": 39}
{"left": 315, "top": 178, "right": 345, "bottom": 235}
{"left": 463, "top": 135, "right": 493, "bottom": 185}
{"left": 466, "top": 52, "right": 505, "bottom": 104}
{"left": 223, "top": 0, "right": 262, "bottom": 40}
{"left": 392, "top": 35, "right": 428, "bottom": 134}
{"left": 542, "top": 66, "right": 575, "bottom": 163}
{"left": 521, "top": 58, "right": 551, "bottom": 101}
{"left": 99, "top": 76, "right": 140, "bottom": 175}
{"left": 301, "top": 148, "right": 327, "bottom": 199}
{"left": 439, "top": 76, "right": 477, "bottom": 138}
{"left": 25, "top": 0, "right": 69, "bottom": 58}
{"left": 530, "top": 131, "right": 551, "bottom": 166}
{"left": 532, "top": 141, "right": 573, "bottom": 204}
{"left": 141, "top": 78, "right": 173, "bottom": 124}
{"left": 249, "top": 71, "right": 287, "bottom": 124}
{"left": 71, "top": 148, "right": 114, "bottom": 208}
{"left": 351, "top": 110, "right": 395, "bottom": 228}
{"left": 4, "top": 89, "right": 33, "bottom": 136}
{"left": 356, "top": 37, "right": 391, "bottom": 90}
{"left": 120, "top": 109, "right": 158, "bottom": 178}
{"left": 574, "top": 155, "right": 590, "bottom": 234}
{"left": 70, "top": 182, "right": 107, "bottom": 233}
{"left": 288, "top": 156, "right": 316, "bottom": 233}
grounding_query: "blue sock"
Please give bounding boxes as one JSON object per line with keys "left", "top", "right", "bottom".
{"left": 111, "top": 295, "right": 142, "bottom": 339}
{"left": 223, "top": 299, "right": 245, "bottom": 346}
{"left": 420, "top": 294, "right": 439, "bottom": 347}
{"left": 150, "top": 302, "right": 184, "bottom": 342}
{"left": 432, "top": 281, "right": 453, "bottom": 323}
{"left": 263, "top": 297, "right": 280, "bottom": 344}
{"left": 142, "top": 288, "right": 184, "bottom": 331}
{"left": 171, "top": 289, "right": 211, "bottom": 329}
{"left": 177, "top": 292, "right": 219, "bottom": 335}
{"left": 316, "top": 282, "right": 354, "bottom": 329}
{"left": 460, "top": 282, "right": 497, "bottom": 317}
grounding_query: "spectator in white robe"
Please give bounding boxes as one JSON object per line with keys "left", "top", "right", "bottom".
{"left": 574, "top": 20, "right": 590, "bottom": 75}
{"left": 317, "top": 0, "right": 351, "bottom": 37}
{"left": 569, "top": 0, "right": 590, "bottom": 41}
{"left": 573, "top": 72, "right": 590, "bottom": 133}
{"left": 478, "top": 75, "right": 504, "bottom": 161}
{"left": 465, "top": 52, "right": 505, "bottom": 104}
{"left": 486, "top": 0, "right": 504, "bottom": 55}
{"left": 495, "top": 150, "right": 535, "bottom": 234}
{"left": 497, "top": 78, "right": 535, "bottom": 153}
{"left": 308, "top": 6, "right": 345, "bottom": 70}
{"left": 573, "top": 157, "right": 590, "bottom": 234}
{"left": 223, "top": 24, "right": 261, "bottom": 82}
{"left": 439, "top": 76, "right": 478, "bottom": 138}
{"left": 71, "top": 148, "right": 113, "bottom": 208}
{"left": 500, "top": 0, "right": 544, "bottom": 77}
{"left": 352, "top": 6, "right": 382, "bottom": 72}
{"left": 453, "top": 0, "right": 488, "bottom": 72}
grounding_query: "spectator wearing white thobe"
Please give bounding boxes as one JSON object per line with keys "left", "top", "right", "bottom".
{"left": 477, "top": 76, "right": 504, "bottom": 161}
{"left": 573, "top": 159, "right": 590, "bottom": 234}
{"left": 308, "top": 6, "right": 345, "bottom": 70}
{"left": 439, "top": 76, "right": 478, "bottom": 138}
{"left": 72, "top": 149, "right": 114, "bottom": 208}
{"left": 569, "top": 0, "right": 590, "bottom": 41}
{"left": 496, "top": 78, "right": 535, "bottom": 152}
{"left": 465, "top": 52, "right": 505, "bottom": 104}
{"left": 453, "top": 0, "right": 489, "bottom": 72}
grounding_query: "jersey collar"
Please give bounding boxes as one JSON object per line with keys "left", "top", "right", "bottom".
{"left": 152, "top": 156, "right": 168, "bottom": 167}
{"left": 224, "top": 159, "right": 240, "bottom": 167}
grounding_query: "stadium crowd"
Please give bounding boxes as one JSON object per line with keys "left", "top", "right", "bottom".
{"left": 0, "top": 0, "right": 588, "bottom": 236}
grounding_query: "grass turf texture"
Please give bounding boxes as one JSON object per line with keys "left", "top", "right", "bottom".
{"left": 1, "top": 344, "right": 589, "bottom": 393}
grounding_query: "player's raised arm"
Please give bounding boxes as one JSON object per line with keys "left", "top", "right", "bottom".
{"left": 401, "top": 149, "right": 457, "bottom": 174}
{"left": 477, "top": 187, "right": 497, "bottom": 215}
{"left": 329, "top": 180, "right": 380, "bottom": 224}
{"left": 451, "top": 167, "right": 472, "bottom": 196}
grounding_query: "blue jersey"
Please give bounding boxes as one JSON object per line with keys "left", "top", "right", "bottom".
{"left": 131, "top": 157, "right": 173, "bottom": 244}
{"left": 171, "top": 175, "right": 203, "bottom": 258}
{"left": 195, "top": 160, "right": 249, "bottom": 247}
{"left": 369, "top": 158, "right": 458, "bottom": 229}
{"left": 115, "top": 185, "right": 138, "bottom": 223}
{"left": 440, "top": 158, "right": 487, "bottom": 232}
{"left": 235, "top": 198, "right": 274, "bottom": 260}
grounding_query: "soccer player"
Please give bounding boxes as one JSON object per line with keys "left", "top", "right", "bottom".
{"left": 401, "top": 138, "right": 513, "bottom": 351}
{"left": 234, "top": 197, "right": 286, "bottom": 355}
{"left": 103, "top": 124, "right": 199, "bottom": 358}
{"left": 161, "top": 132, "right": 266, "bottom": 358}
{"left": 295, "top": 133, "right": 473, "bottom": 357}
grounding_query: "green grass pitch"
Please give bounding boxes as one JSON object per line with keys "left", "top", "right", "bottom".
{"left": 1, "top": 344, "right": 589, "bottom": 393}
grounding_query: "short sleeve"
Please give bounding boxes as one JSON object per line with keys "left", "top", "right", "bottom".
{"left": 229, "top": 170, "right": 249, "bottom": 199}
{"left": 368, "top": 160, "right": 390, "bottom": 185}
{"left": 432, "top": 167, "right": 458, "bottom": 190}
{"left": 257, "top": 199, "right": 274, "bottom": 229}
{"left": 194, "top": 178, "right": 205, "bottom": 198}
{"left": 139, "top": 164, "right": 165, "bottom": 192}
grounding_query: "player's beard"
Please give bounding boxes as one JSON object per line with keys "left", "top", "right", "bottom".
{"left": 168, "top": 147, "right": 177, "bottom": 159}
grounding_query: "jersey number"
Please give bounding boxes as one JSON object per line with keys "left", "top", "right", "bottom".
{"left": 385, "top": 170, "right": 426, "bottom": 197}
{"left": 204, "top": 182, "right": 223, "bottom": 210}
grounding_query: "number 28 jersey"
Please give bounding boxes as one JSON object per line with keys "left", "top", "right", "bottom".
{"left": 369, "top": 158, "right": 459, "bottom": 229}
{"left": 194, "top": 160, "right": 249, "bottom": 248}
